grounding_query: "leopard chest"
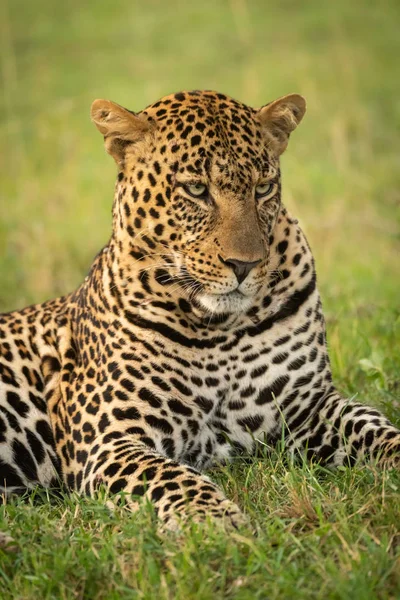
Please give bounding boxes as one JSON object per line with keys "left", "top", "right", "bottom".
{"left": 142, "top": 318, "right": 323, "bottom": 469}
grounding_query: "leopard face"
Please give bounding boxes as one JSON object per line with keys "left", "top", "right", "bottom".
{"left": 91, "top": 91, "right": 305, "bottom": 315}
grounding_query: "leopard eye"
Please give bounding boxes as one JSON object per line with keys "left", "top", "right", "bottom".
{"left": 255, "top": 182, "right": 274, "bottom": 198}
{"left": 184, "top": 183, "right": 208, "bottom": 198}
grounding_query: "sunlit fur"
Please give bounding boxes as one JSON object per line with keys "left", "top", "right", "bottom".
{"left": 0, "top": 90, "right": 399, "bottom": 533}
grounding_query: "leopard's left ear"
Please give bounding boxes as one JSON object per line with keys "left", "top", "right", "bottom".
{"left": 257, "top": 94, "right": 306, "bottom": 156}
{"left": 91, "top": 99, "right": 152, "bottom": 164}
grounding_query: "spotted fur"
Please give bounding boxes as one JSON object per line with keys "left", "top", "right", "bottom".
{"left": 1, "top": 90, "right": 399, "bottom": 530}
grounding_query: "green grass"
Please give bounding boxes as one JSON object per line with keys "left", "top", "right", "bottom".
{"left": 1, "top": 459, "right": 400, "bottom": 599}
{"left": 0, "top": 0, "right": 399, "bottom": 597}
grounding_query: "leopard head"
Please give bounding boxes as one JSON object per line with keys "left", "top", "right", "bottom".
{"left": 91, "top": 91, "right": 305, "bottom": 315}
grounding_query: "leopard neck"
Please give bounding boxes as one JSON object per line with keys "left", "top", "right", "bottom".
{"left": 69, "top": 204, "right": 317, "bottom": 342}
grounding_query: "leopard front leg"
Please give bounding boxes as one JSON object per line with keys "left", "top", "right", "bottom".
{"left": 76, "top": 435, "right": 246, "bottom": 532}
{"left": 49, "top": 327, "right": 245, "bottom": 531}
{"left": 284, "top": 390, "right": 400, "bottom": 468}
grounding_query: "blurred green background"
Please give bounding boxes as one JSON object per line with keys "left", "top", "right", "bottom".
{"left": 0, "top": 0, "right": 399, "bottom": 402}
{"left": 1, "top": 4, "right": 400, "bottom": 594}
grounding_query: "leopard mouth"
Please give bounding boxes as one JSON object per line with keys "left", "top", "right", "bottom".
{"left": 170, "top": 265, "right": 258, "bottom": 314}
{"left": 196, "top": 289, "right": 254, "bottom": 315}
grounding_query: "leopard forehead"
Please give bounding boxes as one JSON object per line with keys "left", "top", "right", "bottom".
{"left": 142, "top": 90, "right": 257, "bottom": 129}
{"left": 138, "top": 90, "right": 275, "bottom": 179}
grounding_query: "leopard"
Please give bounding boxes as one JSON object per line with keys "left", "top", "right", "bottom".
{"left": 1, "top": 89, "right": 399, "bottom": 531}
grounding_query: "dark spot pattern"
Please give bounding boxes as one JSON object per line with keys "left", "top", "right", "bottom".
{"left": 0, "top": 88, "right": 398, "bottom": 532}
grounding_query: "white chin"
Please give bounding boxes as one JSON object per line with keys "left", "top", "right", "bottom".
{"left": 197, "top": 291, "right": 253, "bottom": 315}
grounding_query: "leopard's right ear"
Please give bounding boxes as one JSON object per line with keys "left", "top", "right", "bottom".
{"left": 91, "top": 100, "right": 152, "bottom": 164}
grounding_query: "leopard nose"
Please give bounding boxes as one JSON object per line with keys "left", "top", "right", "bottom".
{"left": 219, "top": 256, "right": 262, "bottom": 284}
